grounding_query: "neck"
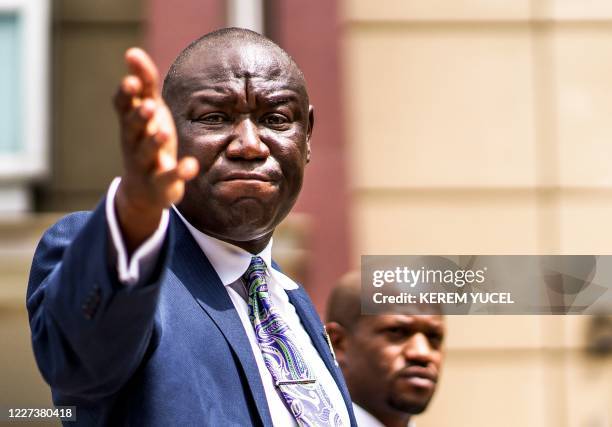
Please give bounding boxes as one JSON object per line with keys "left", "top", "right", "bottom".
{"left": 220, "top": 233, "right": 272, "bottom": 254}
{"left": 382, "top": 415, "right": 410, "bottom": 427}
{"left": 381, "top": 415, "right": 411, "bottom": 427}
{"left": 174, "top": 206, "right": 274, "bottom": 254}
{"left": 357, "top": 403, "right": 412, "bottom": 427}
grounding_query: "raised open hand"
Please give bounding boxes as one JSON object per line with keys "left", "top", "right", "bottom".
{"left": 113, "top": 48, "right": 199, "bottom": 252}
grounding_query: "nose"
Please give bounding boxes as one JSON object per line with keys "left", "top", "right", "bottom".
{"left": 226, "top": 118, "right": 270, "bottom": 160}
{"left": 402, "top": 333, "right": 434, "bottom": 364}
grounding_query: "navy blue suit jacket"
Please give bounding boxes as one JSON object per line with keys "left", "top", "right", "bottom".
{"left": 26, "top": 199, "right": 356, "bottom": 426}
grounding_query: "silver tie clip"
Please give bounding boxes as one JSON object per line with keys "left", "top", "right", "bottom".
{"left": 275, "top": 378, "right": 316, "bottom": 387}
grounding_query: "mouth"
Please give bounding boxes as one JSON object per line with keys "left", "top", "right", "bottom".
{"left": 397, "top": 367, "right": 437, "bottom": 389}
{"left": 220, "top": 171, "right": 275, "bottom": 182}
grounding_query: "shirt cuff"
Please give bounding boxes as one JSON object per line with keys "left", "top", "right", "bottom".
{"left": 105, "top": 177, "right": 169, "bottom": 286}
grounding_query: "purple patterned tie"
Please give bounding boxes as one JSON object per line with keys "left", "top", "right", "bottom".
{"left": 243, "top": 256, "right": 343, "bottom": 427}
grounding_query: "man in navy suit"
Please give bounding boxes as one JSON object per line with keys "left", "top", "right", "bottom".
{"left": 27, "top": 28, "right": 356, "bottom": 426}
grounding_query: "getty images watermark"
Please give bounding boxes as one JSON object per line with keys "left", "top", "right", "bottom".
{"left": 361, "top": 256, "right": 612, "bottom": 315}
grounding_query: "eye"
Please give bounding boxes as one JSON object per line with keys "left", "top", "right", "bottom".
{"left": 194, "top": 112, "right": 229, "bottom": 124}
{"left": 384, "top": 326, "right": 407, "bottom": 340}
{"left": 427, "top": 333, "right": 444, "bottom": 348}
{"left": 261, "top": 113, "right": 289, "bottom": 128}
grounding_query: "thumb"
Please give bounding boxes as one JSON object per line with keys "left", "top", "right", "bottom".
{"left": 177, "top": 157, "right": 199, "bottom": 181}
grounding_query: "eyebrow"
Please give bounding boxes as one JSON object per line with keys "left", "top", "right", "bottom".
{"left": 381, "top": 317, "right": 445, "bottom": 331}
{"left": 188, "top": 89, "right": 301, "bottom": 109}
{"left": 263, "top": 93, "right": 300, "bottom": 106}
{"left": 189, "top": 90, "right": 237, "bottom": 106}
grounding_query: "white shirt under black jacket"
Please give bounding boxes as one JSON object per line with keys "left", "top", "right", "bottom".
{"left": 105, "top": 178, "right": 350, "bottom": 426}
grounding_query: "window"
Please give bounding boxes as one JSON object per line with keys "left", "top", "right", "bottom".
{"left": 0, "top": 0, "right": 49, "bottom": 212}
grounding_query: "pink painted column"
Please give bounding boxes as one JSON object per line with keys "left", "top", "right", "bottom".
{"left": 145, "top": 0, "right": 226, "bottom": 76}
{"left": 268, "top": 0, "right": 350, "bottom": 313}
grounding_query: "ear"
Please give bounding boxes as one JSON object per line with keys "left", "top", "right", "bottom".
{"left": 325, "top": 321, "right": 348, "bottom": 367}
{"left": 306, "top": 105, "right": 314, "bottom": 164}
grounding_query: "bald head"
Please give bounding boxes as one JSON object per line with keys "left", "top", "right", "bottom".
{"left": 326, "top": 271, "right": 363, "bottom": 331}
{"left": 162, "top": 27, "right": 308, "bottom": 107}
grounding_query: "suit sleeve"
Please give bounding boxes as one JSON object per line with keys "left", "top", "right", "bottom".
{"left": 26, "top": 197, "right": 172, "bottom": 401}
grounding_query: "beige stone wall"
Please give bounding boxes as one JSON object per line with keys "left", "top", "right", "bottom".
{"left": 343, "top": 1, "right": 612, "bottom": 426}
{"left": 0, "top": 215, "right": 60, "bottom": 426}
{"left": 38, "top": 0, "right": 143, "bottom": 212}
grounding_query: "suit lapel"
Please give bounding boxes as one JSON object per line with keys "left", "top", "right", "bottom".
{"left": 169, "top": 212, "right": 273, "bottom": 427}
{"left": 286, "top": 287, "right": 357, "bottom": 427}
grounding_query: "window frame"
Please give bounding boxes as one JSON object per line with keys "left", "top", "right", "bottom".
{"left": 0, "top": 0, "right": 49, "bottom": 179}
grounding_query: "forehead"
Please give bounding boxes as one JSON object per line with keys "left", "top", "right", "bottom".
{"left": 172, "top": 42, "right": 306, "bottom": 97}
{"left": 359, "top": 314, "right": 445, "bottom": 331}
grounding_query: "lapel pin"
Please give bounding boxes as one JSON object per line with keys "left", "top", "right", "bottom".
{"left": 323, "top": 325, "right": 339, "bottom": 367}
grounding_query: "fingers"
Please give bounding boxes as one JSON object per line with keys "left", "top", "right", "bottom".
{"left": 153, "top": 157, "right": 200, "bottom": 204}
{"left": 114, "top": 48, "right": 159, "bottom": 118}
{"left": 177, "top": 156, "right": 199, "bottom": 180}
{"left": 114, "top": 75, "right": 143, "bottom": 111}
{"left": 154, "top": 156, "right": 199, "bottom": 185}
{"left": 131, "top": 125, "right": 169, "bottom": 171}
{"left": 122, "top": 99, "right": 156, "bottom": 146}
{"left": 114, "top": 47, "right": 192, "bottom": 209}
{"left": 125, "top": 47, "right": 160, "bottom": 100}
{"left": 123, "top": 103, "right": 175, "bottom": 174}
{"left": 115, "top": 48, "right": 167, "bottom": 151}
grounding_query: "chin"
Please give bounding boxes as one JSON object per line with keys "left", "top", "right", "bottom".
{"left": 388, "top": 396, "right": 432, "bottom": 416}
{"left": 215, "top": 181, "right": 280, "bottom": 204}
{"left": 217, "top": 207, "right": 279, "bottom": 241}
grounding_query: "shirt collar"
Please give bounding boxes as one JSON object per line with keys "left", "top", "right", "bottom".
{"left": 352, "top": 403, "right": 415, "bottom": 427}
{"left": 172, "top": 206, "right": 296, "bottom": 289}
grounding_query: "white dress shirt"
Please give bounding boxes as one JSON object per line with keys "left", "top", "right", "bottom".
{"left": 105, "top": 177, "right": 350, "bottom": 426}
{"left": 353, "top": 403, "right": 416, "bottom": 427}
